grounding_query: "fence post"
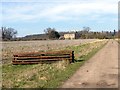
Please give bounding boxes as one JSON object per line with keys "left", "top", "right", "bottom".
{"left": 72, "top": 51, "right": 74, "bottom": 63}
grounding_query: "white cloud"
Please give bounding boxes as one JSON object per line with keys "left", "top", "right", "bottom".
{"left": 2, "top": 0, "right": 118, "bottom": 23}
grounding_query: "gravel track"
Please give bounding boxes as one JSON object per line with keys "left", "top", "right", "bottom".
{"left": 62, "top": 40, "right": 118, "bottom": 88}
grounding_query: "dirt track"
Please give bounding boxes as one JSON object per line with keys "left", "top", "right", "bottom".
{"left": 62, "top": 40, "right": 118, "bottom": 88}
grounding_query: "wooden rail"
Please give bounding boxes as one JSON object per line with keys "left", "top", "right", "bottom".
{"left": 12, "top": 50, "right": 74, "bottom": 65}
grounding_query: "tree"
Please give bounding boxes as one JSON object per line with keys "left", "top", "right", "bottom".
{"left": 44, "top": 28, "right": 60, "bottom": 39}
{"left": 1, "top": 27, "right": 17, "bottom": 40}
{"left": 113, "top": 29, "right": 116, "bottom": 36}
{"left": 80, "top": 27, "right": 91, "bottom": 39}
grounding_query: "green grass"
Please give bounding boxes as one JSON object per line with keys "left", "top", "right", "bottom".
{"left": 2, "top": 40, "right": 108, "bottom": 88}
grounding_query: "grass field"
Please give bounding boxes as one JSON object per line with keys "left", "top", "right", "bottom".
{"left": 2, "top": 39, "right": 108, "bottom": 88}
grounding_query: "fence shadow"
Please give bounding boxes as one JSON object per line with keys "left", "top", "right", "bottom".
{"left": 74, "top": 59, "right": 84, "bottom": 62}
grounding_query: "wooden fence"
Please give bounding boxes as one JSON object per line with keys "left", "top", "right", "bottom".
{"left": 12, "top": 50, "right": 74, "bottom": 65}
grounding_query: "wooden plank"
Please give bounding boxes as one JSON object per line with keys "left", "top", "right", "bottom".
{"left": 14, "top": 54, "right": 71, "bottom": 57}
{"left": 12, "top": 59, "right": 72, "bottom": 64}
{"left": 14, "top": 55, "right": 71, "bottom": 59}
{"left": 14, "top": 53, "right": 72, "bottom": 57}
{"left": 13, "top": 59, "right": 71, "bottom": 64}
{"left": 12, "top": 62, "right": 39, "bottom": 64}
{"left": 13, "top": 50, "right": 73, "bottom": 56}
{"left": 13, "top": 61, "right": 56, "bottom": 65}
{"left": 12, "top": 59, "right": 67, "bottom": 64}
{"left": 13, "top": 58, "right": 65, "bottom": 61}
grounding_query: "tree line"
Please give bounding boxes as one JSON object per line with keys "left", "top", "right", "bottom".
{"left": 0, "top": 26, "right": 119, "bottom": 41}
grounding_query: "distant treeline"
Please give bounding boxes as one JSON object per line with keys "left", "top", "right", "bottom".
{"left": 1, "top": 27, "right": 120, "bottom": 41}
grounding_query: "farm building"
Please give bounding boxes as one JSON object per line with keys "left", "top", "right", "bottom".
{"left": 64, "top": 32, "right": 80, "bottom": 40}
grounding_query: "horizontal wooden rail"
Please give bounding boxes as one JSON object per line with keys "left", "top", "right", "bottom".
{"left": 14, "top": 50, "right": 72, "bottom": 56}
{"left": 13, "top": 50, "right": 74, "bottom": 65}
{"left": 14, "top": 56, "right": 71, "bottom": 60}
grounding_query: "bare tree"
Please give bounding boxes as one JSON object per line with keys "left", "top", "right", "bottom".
{"left": 44, "top": 28, "right": 60, "bottom": 39}
{"left": 1, "top": 27, "right": 17, "bottom": 40}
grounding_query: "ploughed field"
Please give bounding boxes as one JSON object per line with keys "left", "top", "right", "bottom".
{"left": 2, "top": 39, "right": 108, "bottom": 88}
{"left": 2, "top": 39, "right": 97, "bottom": 64}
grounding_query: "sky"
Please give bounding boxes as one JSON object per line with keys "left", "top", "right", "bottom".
{"left": 1, "top": 0, "right": 119, "bottom": 37}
